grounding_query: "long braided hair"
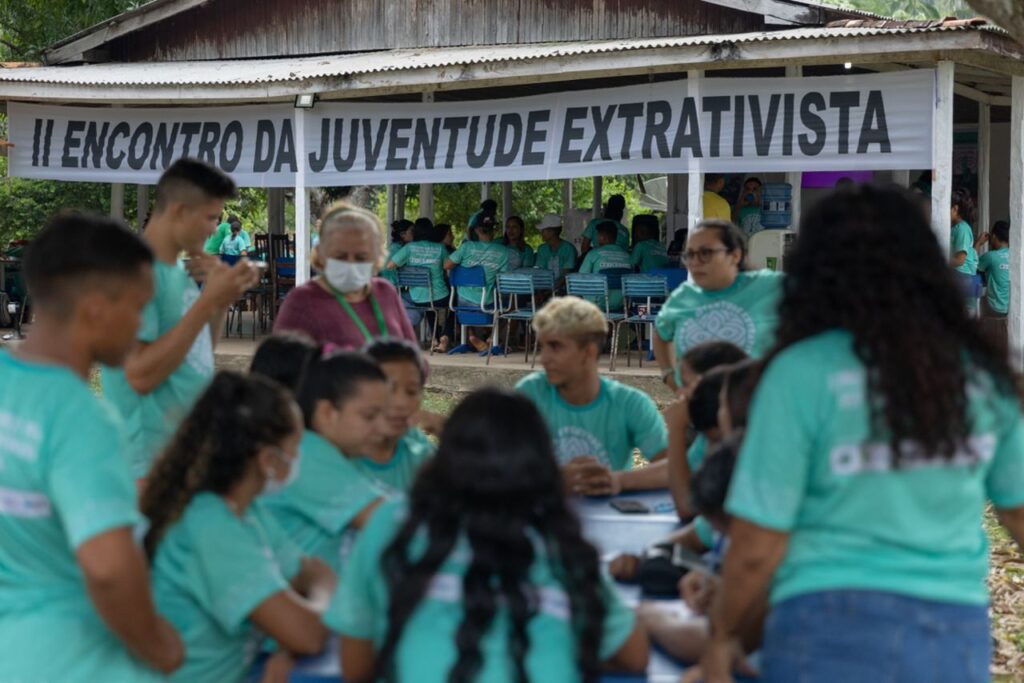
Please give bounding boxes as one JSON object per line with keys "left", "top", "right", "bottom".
{"left": 767, "top": 185, "right": 1019, "bottom": 464}
{"left": 375, "top": 388, "right": 608, "bottom": 683}
{"left": 141, "top": 371, "right": 299, "bottom": 558}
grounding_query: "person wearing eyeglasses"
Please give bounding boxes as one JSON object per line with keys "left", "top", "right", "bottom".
{"left": 652, "top": 219, "right": 783, "bottom": 395}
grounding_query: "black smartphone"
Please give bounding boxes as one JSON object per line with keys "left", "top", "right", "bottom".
{"left": 610, "top": 499, "right": 651, "bottom": 514}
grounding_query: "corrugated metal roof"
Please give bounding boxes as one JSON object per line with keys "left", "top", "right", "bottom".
{"left": 0, "top": 25, "right": 995, "bottom": 87}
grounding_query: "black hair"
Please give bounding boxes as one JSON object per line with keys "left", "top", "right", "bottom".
{"left": 744, "top": 177, "right": 763, "bottom": 188}
{"left": 835, "top": 177, "right": 856, "bottom": 191}
{"left": 503, "top": 216, "right": 526, "bottom": 247}
{"left": 154, "top": 157, "right": 237, "bottom": 211}
{"left": 604, "top": 194, "right": 625, "bottom": 221}
{"left": 412, "top": 218, "right": 435, "bottom": 242}
{"left": 689, "top": 367, "right": 727, "bottom": 433}
{"left": 720, "top": 359, "right": 761, "bottom": 433}
{"left": 227, "top": 214, "right": 241, "bottom": 225}
{"left": 296, "top": 351, "right": 387, "bottom": 428}
{"left": 364, "top": 338, "right": 426, "bottom": 385}
{"left": 681, "top": 341, "right": 747, "bottom": 375}
{"left": 249, "top": 332, "right": 320, "bottom": 393}
{"left": 632, "top": 214, "right": 659, "bottom": 241}
{"left": 692, "top": 219, "right": 748, "bottom": 268}
{"left": 23, "top": 210, "right": 153, "bottom": 317}
{"left": 475, "top": 217, "right": 497, "bottom": 235}
{"left": 141, "top": 372, "right": 296, "bottom": 558}
{"left": 771, "top": 185, "right": 1019, "bottom": 465}
{"left": 595, "top": 220, "right": 619, "bottom": 244}
{"left": 481, "top": 199, "right": 498, "bottom": 213}
{"left": 432, "top": 223, "right": 452, "bottom": 244}
{"left": 951, "top": 188, "right": 976, "bottom": 225}
{"left": 993, "top": 220, "right": 1010, "bottom": 244}
{"left": 691, "top": 430, "right": 743, "bottom": 519}
{"left": 391, "top": 219, "right": 414, "bottom": 244}
{"left": 704, "top": 173, "right": 725, "bottom": 187}
{"left": 377, "top": 389, "right": 607, "bottom": 683}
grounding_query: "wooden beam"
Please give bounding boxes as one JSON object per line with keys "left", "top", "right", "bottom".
{"left": 687, "top": 70, "right": 704, "bottom": 231}
{"left": 785, "top": 64, "right": 803, "bottom": 231}
{"left": 294, "top": 107, "right": 310, "bottom": 286}
{"left": 44, "top": 0, "right": 209, "bottom": 64}
{"left": 699, "top": 0, "right": 821, "bottom": 25}
{"left": 978, "top": 102, "right": 991, "bottom": 240}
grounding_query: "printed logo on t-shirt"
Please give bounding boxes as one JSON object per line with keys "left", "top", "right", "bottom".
{"left": 676, "top": 301, "right": 757, "bottom": 355}
{"left": 830, "top": 434, "right": 996, "bottom": 476}
{"left": 554, "top": 426, "right": 609, "bottom": 466}
{"left": 182, "top": 287, "right": 214, "bottom": 376}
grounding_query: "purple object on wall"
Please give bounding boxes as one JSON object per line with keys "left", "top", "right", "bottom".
{"left": 801, "top": 171, "right": 875, "bottom": 188}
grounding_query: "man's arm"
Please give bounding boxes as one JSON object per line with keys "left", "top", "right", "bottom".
{"left": 617, "top": 457, "right": 669, "bottom": 491}
{"left": 124, "top": 259, "right": 256, "bottom": 393}
{"left": 77, "top": 528, "right": 184, "bottom": 674}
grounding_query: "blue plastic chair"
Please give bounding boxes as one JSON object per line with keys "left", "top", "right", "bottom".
{"left": 395, "top": 266, "right": 440, "bottom": 355}
{"left": 447, "top": 266, "right": 498, "bottom": 355}
{"left": 648, "top": 266, "right": 687, "bottom": 292}
{"left": 622, "top": 275, "right": 669, "bottom": 368}
{"left": 599, "top": 267, "right": 632, "bottom": 292}
{"left": 494, "top": 273, "right": 549, "bottom": 367}
{"left": 511, "top": 267, "right": 555, "bottom": 292}
{"left": 219, "top": 254, "right": 241, "bottom": 266}
{"left": 566, "top": 273, "right": 626, "bottom": 370}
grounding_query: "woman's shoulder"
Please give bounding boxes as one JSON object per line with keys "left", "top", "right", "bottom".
{"left": 370, "top": 277, "right": 402, "bottom": 302}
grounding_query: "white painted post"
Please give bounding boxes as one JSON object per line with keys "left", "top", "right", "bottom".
{"left": 664, "top": 174, "right": 680, "bottom": 246}
{"left": 110, "top": 183, "right": 125, "bottom": 221}
{"left": 1008, "top": 76, "right": 1024, "bottom": 368}
{"left": 420, "top": 92, "right": 435, "bottom": 221}
{"left": 562, "top": 178, "right": 573, "bottom": 225}
{"left": 592, "top": 176, "right": 603, "bottom": 217}
{"left": 502, "top": 181, "right": 513, "bottom": 224}
{"left": 931, "top": 61, "right": 955, "bottom": 257}
{"left": 294, "top": 108, "right": 310, "bottom": 286}
{"left": 785, "top": 65, "right": 803, "bottom": 231}
{"left": 481, "top": 182, "right": 491, "bottom": 202}
{"left": 136, "top": 184, "right": 148, "bottom": 231}
{"left": 892, "top": 170, "right": 911, "bottom": 188}
{"left": 687, "top": 70, "right": 704, "bottom": 230}
{"left": 978, "top": 102, "right": 992, "bottom": 240}
{"left": 396, "top": 185, "right": 406, "bottom": 221}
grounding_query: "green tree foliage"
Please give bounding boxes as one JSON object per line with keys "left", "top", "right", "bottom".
{"left": 0, "top": 1, "right": 140, "bottom": 61}
{"left": 834, "top": 0, "right": 976, "bottom": 19}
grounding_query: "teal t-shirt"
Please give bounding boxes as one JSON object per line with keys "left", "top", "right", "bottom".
{"left": 391, "top": 241, "right": 451, "bottom": 304}
{"left": 0, "top": 351, "right": 160, "bottom": 682}
{"left": 204, "top": 222, "right": 231, "bottom": 254}
{"left": 583, "top": 218, "right": 630, "bottom": 250}
{"left": 535, "top": 240, "right": 579, "bottom": 280}
{"left": 655, "top": 269, "right": 783, "bottom": 383}
{"left": 951, "top": 221, "right": 978, "bottom": 275}
{"left": 352, "top": 428, "right": 435, "bottom": 495}
{"left": 630, "top": 239, "right": 669, "bottom": 273}
{"left": 504, "top": 243, "right": 536, "bottom": 270}
{"left": 381, "top": 243, "right": 403, "bottom": 286}
{"left": 578, "top": 244, "right": 632, "bottom": 311}
{"left": 220, "top": 234, "right": 248, "bottom": 256}
{"left": 737, "top": 207, "right": 763, "bottom": 237}
{"left": 324, "top": 499, "right": 636, "bottom": 683}
{"left": 261, "top": 430, "right": 383, "bottom": 572}
{"left": 726, "top": 329, "right": 1024, "bottom": 606}
{"left": 152, "top": 494, "right": 303, "bottom": 683}
{"left": 978, "top": 247, "right": 1010, "bottom": 314}
{"left": 102, "top": 260, "right": 215, "bottom": 478}
{"left": 515, "top": 373, "right": 667, "bottom": 471}
{"left": 448, "top": 240, "right": 510, "bottom": 306}
{"left": 687, "top": 434, "right": 708, "bottom": 471}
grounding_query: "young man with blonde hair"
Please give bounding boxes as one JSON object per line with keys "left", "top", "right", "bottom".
{"left": 516, "top": 296, "right": 669, "bottom": 494}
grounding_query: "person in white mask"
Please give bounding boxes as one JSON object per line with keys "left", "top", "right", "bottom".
{"left": 274, "top": 202, "right": 419, "bottom": 350}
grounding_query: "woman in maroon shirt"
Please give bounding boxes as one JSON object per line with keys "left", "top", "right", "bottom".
{"left": 274, "top": 203, "right": 418, "bottom": 349}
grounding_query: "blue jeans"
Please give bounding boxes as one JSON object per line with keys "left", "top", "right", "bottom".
{"left": 761, "top": 590, "right": 990, "bottom": 683}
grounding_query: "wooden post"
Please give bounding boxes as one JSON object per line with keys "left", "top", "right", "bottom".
{"left": 420, "top": 92, "right": 435, "bottom": 220}
{"left": 978, "top": 101, "right": 992, "bottom": 240}
{"left": 592, "top": 176, "right": 603, "bottom": 217}
{"left": 785, "top": 65, "right": 803, "bottom": 231}
{"left": 135, "top": 184, "right": 148, "bottom": 230}
{"left": 396, "top": 185, "right": 406, "bottom": 221}
{"left": 1009, "top": 76, "right": 1024, "bottom": 368}
{"left": 931, "top": 61, "right": 955, "bottom": 257}
{"left": 294, "top": 107, "right": 310, "bottom": 286}
{"left": 501, "top": 181, "right": 513, "bottom": 225}
{"left": 687, "top": 70, "right": 704, "bottom": 230}
{"left": 267, "top": 188, "right": 284, "bottom": 235}
{"left": 110, "top": 183, "right": 125, "bottom": 221}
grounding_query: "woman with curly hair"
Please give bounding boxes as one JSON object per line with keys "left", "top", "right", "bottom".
{"left": 696, "top": 186, "right": 1024, "bottom": 683}
{"left": 144, "top": 372, "right": 336, "bottom": 683}
{"left": 326, "top": 388, "right": 649, "bottom": 683}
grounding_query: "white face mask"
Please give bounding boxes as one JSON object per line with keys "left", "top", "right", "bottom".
{"left": 261, "top": 452, "right": 301, "bottom": 497}
{"left": 325, "top": 258, "right": 374, "bottom": 293}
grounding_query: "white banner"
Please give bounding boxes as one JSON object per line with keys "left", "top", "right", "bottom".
{"left": 7, "top": 70, "right": 935, "bottom": 187}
